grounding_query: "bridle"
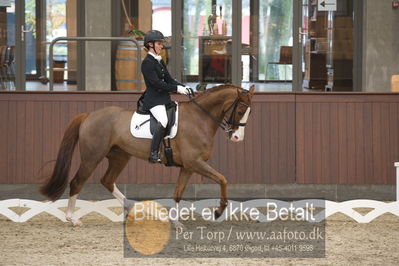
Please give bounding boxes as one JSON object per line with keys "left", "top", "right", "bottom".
{"left": 191, "top": 96, "right": 250, "bottom": 134}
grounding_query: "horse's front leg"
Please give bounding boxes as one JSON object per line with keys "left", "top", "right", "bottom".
{"left": 190, "top": 160, "right": 228, "bottom": 219}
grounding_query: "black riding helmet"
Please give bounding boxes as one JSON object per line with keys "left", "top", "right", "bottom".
{"left": 144, "top": 30, "right": 165, "bottom": 49}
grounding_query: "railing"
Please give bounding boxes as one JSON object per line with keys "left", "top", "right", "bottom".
{"left": 48, "top": 36, "right": 141, "bottom": 91}
{"left": 1, "top": 198, "right": 399, "bottom": 223}
{"left": 1, "top": 162, "right": 399, "bottom": 223}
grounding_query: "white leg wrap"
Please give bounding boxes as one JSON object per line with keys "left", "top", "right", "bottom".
{"left": 171, "top": 202, "right": 184, "bottom": 229}
{"left": 66, "top": 194, "right": 78, "bottom": 219}
{"left": 112, "top": 184, "right": 127, "bottom": 206}
{"left": 66, "top": 194, "right": 82, "bottom": 226}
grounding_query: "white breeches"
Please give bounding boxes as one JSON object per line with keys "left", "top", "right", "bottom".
{"left": 150, "top": 105, "right": 168, "bottom": 128}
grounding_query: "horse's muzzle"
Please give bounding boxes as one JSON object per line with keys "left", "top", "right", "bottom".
{"left": 230, "top": 129, "right": 245, "bottom": 142}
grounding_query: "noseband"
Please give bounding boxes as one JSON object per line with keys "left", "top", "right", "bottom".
{"left": 191, "top": 97, "right": 250, "bottom": 134}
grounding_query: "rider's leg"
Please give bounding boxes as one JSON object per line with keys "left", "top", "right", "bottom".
{"left": 149, "top": 105, "right": 168, "bottom": 163}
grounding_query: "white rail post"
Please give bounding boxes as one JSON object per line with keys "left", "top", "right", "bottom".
{"left": 395, "top": 162, "right": 399, "bottom": 202}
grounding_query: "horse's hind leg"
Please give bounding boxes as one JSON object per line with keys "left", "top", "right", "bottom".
{"left": 170, "top": 168, "right": 193, "bottom": 229}
{"left": 173, "top": 168, "right": 193, "bottom": 203}
{"left": 100, "top": 147, "right": 131, "bottom": 208}
{"left": 66, "top": 159, "right": 100, "bottom": 226}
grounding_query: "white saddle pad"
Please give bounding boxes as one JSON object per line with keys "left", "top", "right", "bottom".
{"left": 130, "top": 104, "right": 179, "bottom": 139}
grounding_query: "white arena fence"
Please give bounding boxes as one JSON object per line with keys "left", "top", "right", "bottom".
{"left": 1, "top": 163, "right": 399, "bottom": 224}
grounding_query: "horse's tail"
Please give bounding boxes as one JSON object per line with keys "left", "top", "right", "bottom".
{"left": 40, "top": 113, "right": 89, "bottom": 201}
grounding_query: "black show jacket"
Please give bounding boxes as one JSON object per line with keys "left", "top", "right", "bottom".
{"left": 140, "top": 54, "right": 183, "bottom": 109}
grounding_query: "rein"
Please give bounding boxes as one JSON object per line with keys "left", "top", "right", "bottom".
{"left": 190, "top": 97, "right": 250, "bottom": 133}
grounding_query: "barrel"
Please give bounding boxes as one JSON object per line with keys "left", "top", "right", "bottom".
{"left": 53, "top": 60, "right": 66, "bottom": 83}
{"left": 392, "top": 75, "right": 399, "bottom": 92}
{"left": 115, "top": 41, "right": 146, "bottom": 91}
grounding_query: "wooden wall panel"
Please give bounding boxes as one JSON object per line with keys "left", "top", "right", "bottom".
{"left": 0, "top": 101, "right": 8, "bottom": 183}
{"left": 205, "top": 97, "right": 295, "bottom": 184}
{"left": 7, "top": 101, "right": 17, "bottom": 184}
{"left": 295, "top": 94, "right": 399, "bottom": 184}
{"left": 15, "top": 102, "right": 25, "bottom": 183}
{"left": 363, "top": 103, "right": 374, "bottom": 184}
{"left": 25, "top": 102, "right": 34, "bottom": 183}
{"left": 1, "top": 92, "right": 399, "bottom": 185}
{"left": 389, "top": 103, "right": 399, "bottom": 184}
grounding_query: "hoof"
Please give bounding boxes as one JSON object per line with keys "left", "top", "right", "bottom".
{"left": 214, "top": 210, "right": 222, "bottom": 220}
{"left": 124, "top": 199, "right": 136, "bottom": 212}
{"left": 66, "top": 217, "right": 83, "bottom": 227}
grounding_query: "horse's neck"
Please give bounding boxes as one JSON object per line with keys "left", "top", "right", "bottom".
{"left": 186, "top": 88, "right": 236, "bottom": 137}
{"left": 195, "top": 89, "right": 236, "bottom": 117}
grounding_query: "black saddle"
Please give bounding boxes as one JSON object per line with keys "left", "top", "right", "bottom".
{"left": 136, "top": 99, "right": 177, "bottom": 136}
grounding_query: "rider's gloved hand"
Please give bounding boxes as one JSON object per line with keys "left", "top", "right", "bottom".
{"left": 177, "top": 85, "right": 194, "bottom": 96}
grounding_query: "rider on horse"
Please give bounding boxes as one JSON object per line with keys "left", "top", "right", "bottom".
{"left": 141, "top": 30, "right": 193, "bottom": 163}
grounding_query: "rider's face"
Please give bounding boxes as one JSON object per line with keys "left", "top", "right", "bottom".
{"left": 152, "top": 41, "right": 164, "bottom": 54}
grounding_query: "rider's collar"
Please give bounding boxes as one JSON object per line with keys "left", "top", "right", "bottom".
{"left": 148, "top": 52, "right": 162, "bottom": 62}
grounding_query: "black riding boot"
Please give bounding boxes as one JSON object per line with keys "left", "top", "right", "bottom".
{"left": 148, "top": 122, "right": 166, "bottom": 163}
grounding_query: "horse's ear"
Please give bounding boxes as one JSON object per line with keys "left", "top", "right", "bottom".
{"left": 249, "top": 85, "right": 255, "bottom": 95}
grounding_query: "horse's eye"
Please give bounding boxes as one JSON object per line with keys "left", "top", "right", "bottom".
{"left": 238, "top": 112, "right": 244, "bottom": 116}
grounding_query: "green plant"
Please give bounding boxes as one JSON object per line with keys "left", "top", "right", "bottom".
{"left": 128, "top": 24, "right": 145, "bottom": 39}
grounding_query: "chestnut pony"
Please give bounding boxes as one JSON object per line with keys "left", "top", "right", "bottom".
{"left": 40, "top": 84, "right": 255, "bottom": 226}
